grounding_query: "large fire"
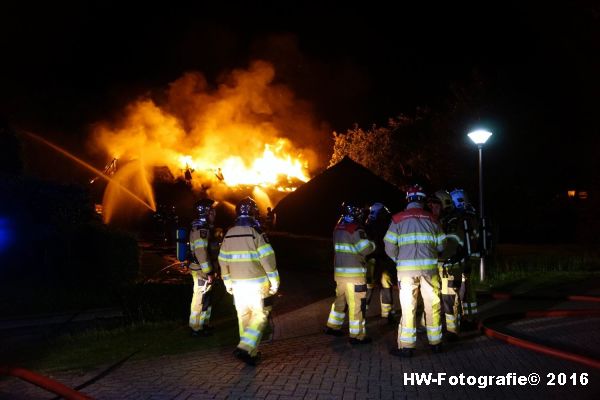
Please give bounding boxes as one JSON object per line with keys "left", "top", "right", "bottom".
{"left": 176, "top": 139, "right": 309, "bottom": 189}
{"left": 90, "top": 61, "right": 320, "bottom": 223}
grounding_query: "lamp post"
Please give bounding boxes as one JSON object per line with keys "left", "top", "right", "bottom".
{"left": 467, "top": 129, "right": 492, "bottom": 281}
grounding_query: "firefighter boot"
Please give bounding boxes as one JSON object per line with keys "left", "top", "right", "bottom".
{"left": 389, "top": 348, "right": 414, "bottom": 358}
{"left": 430, "top": 343, "right": 443, "bottom": 354}
{"left": 234, "top": 348, "right": 259, "bottom": 366}
{"left": 349, "top": 336, "right": 372, "bottom": 345}
{"left": 324, "top": 327, "right": 344, "bottom": 337}
{"left": 191, "top": 328, "right": 212, "bottom": 337}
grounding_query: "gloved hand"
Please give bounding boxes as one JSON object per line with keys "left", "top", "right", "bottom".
{"left": 268, "top": 275, "right": 279, "bottom": 296}
{"left": 224, "top": 281, "right": 233, "bottom": 295}
{"left": 206, "top": 274, "right": 214, "bottom": 284}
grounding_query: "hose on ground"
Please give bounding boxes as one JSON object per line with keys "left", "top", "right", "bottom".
{"left": 480, "top": 293, "right": 600, "bottom": 370}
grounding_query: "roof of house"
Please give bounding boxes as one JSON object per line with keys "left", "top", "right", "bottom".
{"left": 273, "top": 157, "right": 405, "bottom": 236}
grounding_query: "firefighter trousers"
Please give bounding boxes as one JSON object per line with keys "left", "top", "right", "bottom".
{"left": 189, "top": 272, "right": 212, "bottom": 332}
{"left": 398, "top": 274, "right": 442, "bottom": 349}
{"left": 438, "top": 262, "right": 462, "bottom": 334}
{"left": 366, "top": 259, "right": 395, "bottom": 317}
{"left": 459, "top": 257, "right": 478, "bottom": 321}
{"left": 326, "top": 277, "right": 368, "bottom": 339}
{"left": 460, "top": 272, "right": 478, "bottom": 321}
{"left": 232, "top": 280, "right": 270, "bottom": 356}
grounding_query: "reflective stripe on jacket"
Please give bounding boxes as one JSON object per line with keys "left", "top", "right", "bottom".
{"left": 384, "top": 203, "right": 445, "bottom": 278}
{"left": 218, "top": 225, "right": 279, "bottom": 287}
{"left": 189, "top": 227, "right": 212, "bottom": 278}
{"left": 438, "top": 212, "right": 466, "bottom": 262}
{"left": 333, "top": 222, "right": 375, "bottom": 279}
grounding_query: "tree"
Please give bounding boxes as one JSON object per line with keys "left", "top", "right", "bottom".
{"left": 330, "top": 69, "right": 499, "bottom": 191}
{"left": 330, "top": 111, "right": 461, "bottom": 189}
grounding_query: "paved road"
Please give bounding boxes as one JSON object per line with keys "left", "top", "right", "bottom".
{"left": 2, "top": 241, "right": 600, "bottom": 399}
{"left": 2, "top": 290, "right": 600, "bottom": 399}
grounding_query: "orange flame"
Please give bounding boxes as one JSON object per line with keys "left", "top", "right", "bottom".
{"left": 90, "top": 61, "right": 320, "bottom": 222}
{"left": 177, "top": 139, "right": 309, "bottom": 188}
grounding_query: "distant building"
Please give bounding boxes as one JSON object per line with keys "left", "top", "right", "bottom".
{"left": 274, "top": 157, "right": 405, "bottom": 237}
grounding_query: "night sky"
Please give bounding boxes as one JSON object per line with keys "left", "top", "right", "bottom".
{"left": 1, "top": 1, "right": 598, "bottom": 204}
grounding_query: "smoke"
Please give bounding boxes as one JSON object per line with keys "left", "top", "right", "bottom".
{"left": 90, "top": 60, "right": 324, "bottom": 222}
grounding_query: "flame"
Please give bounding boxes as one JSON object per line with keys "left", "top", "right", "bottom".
{"left": 177, "top": 139, "right": 309, "bottom": 188}
{"left": 178, "top": 155, "right": 197, "bottom": 171}
{"left": 90, "top": 60, "right": 320, "bottom": 222}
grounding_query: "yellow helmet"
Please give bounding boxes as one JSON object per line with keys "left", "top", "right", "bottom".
{"left": 434, "top": 190, "right": 454, "bottom": 210}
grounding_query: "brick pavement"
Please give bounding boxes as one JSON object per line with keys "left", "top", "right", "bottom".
{"left": 2, "top": 294, "right": 600, "bottom": 400}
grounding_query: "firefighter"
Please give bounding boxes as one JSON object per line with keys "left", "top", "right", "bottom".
{"left": 365, "top": 202, "right": 397, "bottom": 323}
{"left": 430, "top": 190, "right": 464, "bottom": 340}
{"left": 426, "top": 192, "right": 444, "bottom": 220}
{"left": 449, "top": 189, "right": 480, "bottom": 330}
{"left": 325, "top": 201, "right": 376, "bottom": 344}
{"left": 218, "top": 197, "right": 279, "bottom": 365}
{"left": 188, "top": 198, "right": 218, "bottom": 336}
{"left": 385, "top": 185, "right": 446, "bottom": 357}
{"left": 265, "top": 207, "right": 276, "bottom": 231}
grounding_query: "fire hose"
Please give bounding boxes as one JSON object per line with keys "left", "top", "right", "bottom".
{"left": 479, "top": 292, "right": 600, "bottom": 370}
{"left": 0, "top": 366, "right": 93, "bottom": 399}
{"left": 143, "top": 261, "right": 186, "bottom": 284}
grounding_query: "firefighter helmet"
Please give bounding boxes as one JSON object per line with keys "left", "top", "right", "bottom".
{"left": 340, "top": 201, "right": 364, "bottom": 224}
{"left": 195, "top": 198, "right": 215, "bottom": 217}
{"left": 406, "top": 184, "right": 426, "bottom": 203}
{"left": 192, "top": 198, "right": 215, "bottom": 229}
{"left": 434, "top": 190, "right": 454, "bottom": 210}
{"left": 426, "top": 194, "right": 441, "bottom": 209}
{"left": 367, "top": 202, "right": 390, "bottom": 223}
{"left": 450, "top": 189, "right": 469, "bottom": 209}
{"left": 236, "top": 197, "right": 259, "bottom": 218}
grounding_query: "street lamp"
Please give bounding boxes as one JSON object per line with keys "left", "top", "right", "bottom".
{"left": 467, "top": 129, "right": 492, "bottom": 281}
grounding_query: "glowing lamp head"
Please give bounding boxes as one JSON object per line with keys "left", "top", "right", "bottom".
{"left": 468, "top": 129, "right": 492, "bottom": 145}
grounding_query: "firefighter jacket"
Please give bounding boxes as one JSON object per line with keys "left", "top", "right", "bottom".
{"left": 333, "top": 222, "right": 376, "bottom": 279}
{"left": 461, "top": 209, "right": 480, "bottom": 256}
{"left": 189, "top": 227, "right": 213, "bottom": 280}
{"left": 365, "top": 214, "right": 396, "bottom": 269}
{"left": 384, "top": 202, "right": 446, "bottom": 278}
{"left": 438, "top": 211, "right": 466, "bottom": 264}
{"left": 218, "top": 221, "right": 279, "bottom": 292}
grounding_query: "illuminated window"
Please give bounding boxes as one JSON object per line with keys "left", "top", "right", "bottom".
{"left": 578, "top": 191, "right": 588, "bottom": 200}
{"left": 567, "top": 190, "right": 576, "bottom": 198}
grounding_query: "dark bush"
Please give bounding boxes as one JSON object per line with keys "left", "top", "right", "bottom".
{"left": 69, "top": 223, "right": 139, "bottom": 289}
{"left": 0, "top": 176, "right": 139, "bottom": 315}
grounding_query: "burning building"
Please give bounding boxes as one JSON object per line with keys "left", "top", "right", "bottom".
{"left": 89, "top": 60, "right": 326, "bottom": 225}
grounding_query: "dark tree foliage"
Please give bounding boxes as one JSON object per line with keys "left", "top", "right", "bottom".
{"left": 330, "top": 110, "right": 464, "bottom": 189}
{"left": 0, "top": 176, "right": 139, "bottom": 314}
{"left": 329, "top": 70, "right": 493, "bottom": 192}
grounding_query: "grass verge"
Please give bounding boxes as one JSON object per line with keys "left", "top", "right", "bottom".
{"left": 10, "top": 317, "right": 240, "bottom": 374}
{"left": 474, "top": 270, "right": 600, "bottom": 294}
